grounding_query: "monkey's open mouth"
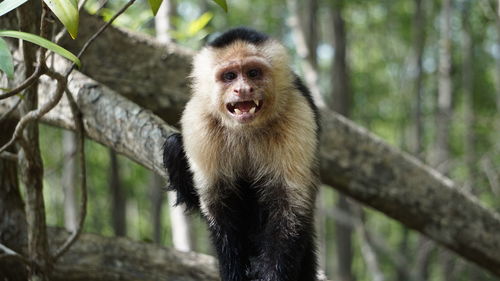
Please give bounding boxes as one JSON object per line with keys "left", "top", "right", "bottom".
{"left": 226, "top": 99, "right": 263, "bottom": 121}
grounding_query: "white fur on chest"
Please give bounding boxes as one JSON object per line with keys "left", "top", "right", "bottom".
{"left": 181, "top": 89, "right": 318, "bottom": 218}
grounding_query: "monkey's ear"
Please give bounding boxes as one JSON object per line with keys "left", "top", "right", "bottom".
{"left": 162, "top": 133, "right": 200, "bottom": 211}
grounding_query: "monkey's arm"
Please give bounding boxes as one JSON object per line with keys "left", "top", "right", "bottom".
{"left": 163, "top": 133, "right": 200, "bottom": 211}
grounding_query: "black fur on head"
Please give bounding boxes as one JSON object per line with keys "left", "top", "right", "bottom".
{"left": 208, "top": 27, "right": 269, "bottom": 48}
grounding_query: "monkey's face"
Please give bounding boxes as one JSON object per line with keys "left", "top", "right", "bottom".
{"left": 214, "top": 56, "right": 273, "bottom": 124}
{"left": 190, "top": 40, "right": 291, "bottom": 129}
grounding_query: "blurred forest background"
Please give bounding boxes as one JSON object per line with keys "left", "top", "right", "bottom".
{"left": 27, "top": 0, "right": 500, "bottom": 280}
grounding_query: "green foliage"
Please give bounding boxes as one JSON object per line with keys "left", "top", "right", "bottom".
{"left": 0, "top": 30, "right": 81, "bottom": 67}
{"left": 148, "top": 0, "right": 163, "bottom": 16}
{"left": 43, "top": 0, "right": 79, "bottom": 39}
{"left": 0, "top": 0, "right": 28, "bottom": 17}
{"left": 171, "top": 12, "right": 213, "bottom": 41}
{"left": 212, "top": 0, "right": 227, "bottom": 12}
{"left": 0, "top": 38, "right": 14, "bottom": 79}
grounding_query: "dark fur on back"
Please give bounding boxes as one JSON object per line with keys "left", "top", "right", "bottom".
{"left": 163, "top": 133, "right": 199, "bottom": 211}
{"left": 208, "top": 27, "right": 269, "bottom": 48}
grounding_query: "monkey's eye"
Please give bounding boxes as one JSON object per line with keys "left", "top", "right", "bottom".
{"left": 247, "top": 68, "right": 262, "bottom": 79}
{"left": 222, "top": 72, "right": 237, "bottom": 82}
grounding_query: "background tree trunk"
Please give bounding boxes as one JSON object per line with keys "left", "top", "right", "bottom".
{"left": 62, "top": 131, "right": 78, "bottom": 232}
{"left": 434, "top": 0, "right": 455, "bottom": 278}
{"left": 411, "top": 0, "right": 426, "bottom": 158}
{"left": 287, "top": 0, "right": 325, "bottom": 108}
{"left": 496, "top": 0, "right": 500, "bottom": 112}
{"left": 409, "top": 1, "right": 432, "bottom": 280}
{"left": 434, "top": 0, "right": 453, "bottom": 174}
{"left": 330, "top": 2, "right": 355, "bottom": 281}
{"left": 109, "top": 150, "right": 126, "bottom": 236}
{"left": 462, "top": 0, "right": 475, "bottom": 193}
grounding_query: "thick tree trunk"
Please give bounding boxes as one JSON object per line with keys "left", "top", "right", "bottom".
{"left": 16, "top": 4, "right": 51, "bottom": 280}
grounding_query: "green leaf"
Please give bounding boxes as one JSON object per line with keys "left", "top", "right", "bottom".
{"left": 0, "top": 30, "right": 81, "bottom": 68}
{"left": 187, "top": 12, "right": 213, "bottom": 36}
{"left": 0, "top": 0, "right": 28, "bottom": 17}
{"left": 43, "top": 0, "right": 79, "bottom": 39}
{"left": 212, "top": 0, "right": 227, "bottom": 12}
{"left": 148, "top": 0, "right": 163, "bottom": 16}
{"left": 0, "top": 38, "right": 14, "bottom": 79}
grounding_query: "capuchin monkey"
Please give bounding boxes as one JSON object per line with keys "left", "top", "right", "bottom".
{"left": 163, "top": 27, "right": 320, "bottom": 281}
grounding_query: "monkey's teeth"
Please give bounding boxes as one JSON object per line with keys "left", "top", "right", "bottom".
{"left": 254, "top": 100, "right": 260, "bottom": 106}
{"left": 234, "top": 108, "right": 242, "bottom": 115}
{"left": 231, "top": 102, "right": 235, "bottom": 107}
{"left": 249, "top": 107, "right": 256, "bottom": 114}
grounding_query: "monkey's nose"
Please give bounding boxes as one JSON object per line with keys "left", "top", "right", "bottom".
{"left": 234, "top": 87, "right": 254, "bottom": 95}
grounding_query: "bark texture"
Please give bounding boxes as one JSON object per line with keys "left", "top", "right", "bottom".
{"left": 51, "top": 228, "right": 219, "bottom": 281}
{"left": 58, "top": 11, "right": 193, "bottom": 127}
{"left": 2, "top": 228, "right": 219, "bottom": 281}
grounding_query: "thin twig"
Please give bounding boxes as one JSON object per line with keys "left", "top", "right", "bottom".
{"left": 64, "top": 0, "right": 137, "bottom": 78}
{"left": 0, "top": 243, "right": 31, "bottom": 266}
{"left": 0, "top": 65, "right": 44, "bottom": 100}
{"left": 0, "top": 69, "right": 66, "bottom": 154}
{"left": 53, "top": 88, "right": 87, "bottom": 261}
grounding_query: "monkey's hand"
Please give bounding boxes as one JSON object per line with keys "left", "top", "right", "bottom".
{"left": 163, "top": 133, "right": 200, "bottom": 211}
